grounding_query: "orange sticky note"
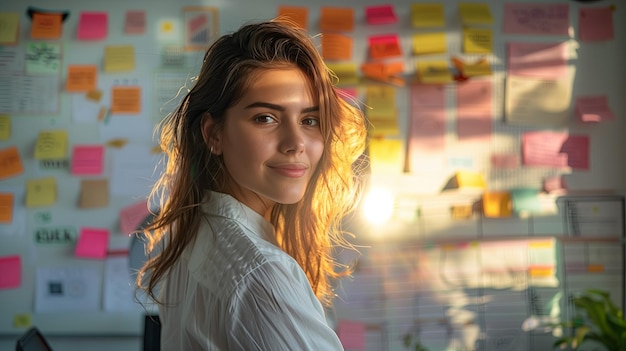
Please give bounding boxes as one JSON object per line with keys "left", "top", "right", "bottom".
{"left": 111, "top": 86, "right": 141, "bottom": 114}
{"left": 75, "top": 227, "right": 109, "bottom": 259}
{"left": 277, "top": 6, "right": 308, "bottom": 29}
{"left": 30, "top": 12, "right": 62, "bottom": 39}
{"left": 320, "top": 7, "right": 354, "bottom": 32}
{"left": 482, "top": 191, "right": 512, "bottom": 217}
{"left": 0, "top": 255, "right": 21, "bottom": 289}
{"left": 0, "top": 193, "right": 14, "bottom": 223}
{"left": 587, "top": 264, "right": 604, "bottom": 273}
{"left": 321, "top": 33, "right": 352, "bottom": 61}
{"left": 368, "top": 34, "right": 402, "bottom": 60}
{"left": 0, "top": 146, "right": 24, "bottom": 180}
{"left": 66, "top": 65, "right": 98, "bottom": 92}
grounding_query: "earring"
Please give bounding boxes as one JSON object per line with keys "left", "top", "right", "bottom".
{"left": 210, "top": 145, "right": 214, "bottom": 154}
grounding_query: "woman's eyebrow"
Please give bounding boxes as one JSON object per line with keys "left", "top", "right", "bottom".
{"left": 244, "top": 102, "right": 319, "bottom": 113}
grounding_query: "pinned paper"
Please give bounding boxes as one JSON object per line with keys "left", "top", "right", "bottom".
{"left": 326, "top": 63, "right": 359, "bottom": 86}
{"left": 459, "top": 2, "right": 493, "bottom": 25}
{"left": 482, "top": 191, "right": 512, "bottom": 218}
{"left": 575, "top": 95, "right": 614, "bottom": 122}
{"left": 77, "top": 12, "right": 108, "bottom": 40}
{"left": 0, "top": 12, "right": 19, "bottom": 44}
{"left": 26, "top": 177, "right": 57, "bottom": 208}
{"left": 321, "top": 33, "right": 352, "bottom": 61}
{"left": 30, "top": 12, "right": 63, "bottom": 39}
{"left": 503, "top": 3, "right": 569, "bottom": 35}
{"left": 79, "top": 179, "right": 109, "bottom": 208}
{"left": 579, "top": 7, "right": 614, "bottom": 42}
{"left": 103, "top": 45, "right": 135, "bottom": 72}
{"left": 507, "top": 42, "right": 568, "bottom": 79}
{"left": 119, "top": 200, "right": 150, "bottom": 234}
{"left": 411, "top": 3, "right": 445, "bottom": 28}
{"left": 0, "top": 146, "right": 23, "bottom": 179}
{"left": 0, "top": 115, "right": 10, "bottom": 140}
{"left": 319, "top": 7, "right": 354, "bottom": 32}
{"left": 368, "top": 34, "right": 402, "bottom": 60}
{"left": 71, "top": 145, "right": 104, "bottom": 175}
{"left": 66, "top": 65, "right": 98, "bottom": 92}
{"left": 412, "top": 32, "right": 446, "bottom": 55}
{"left": 337, "top": 320, "right": 366, "bottom": 350}
{"left": 0, "top": 255, "right": 21, "bottom": 289}
{"left": 124, "top": 10, "right": 146, "bottom": 35}
{"left": 34, "top": 130, "right": 68, "bottom": 160}
{"left": 368, "top": 138, "right": 404, "bottom": 175}
{"left": 0, "top": 192, "right": 14, "bottom": 223}
{"left": 365, "top": 4, "right": 397, "bottom": 25}
{"left": 416, "top": 60, "right": 452, "bottom": 84}
{"left": 522, "top": 131, "right": 589, "bottom": 170}
{"left": 463, "top": 28, "right": 492, "bottom": 54}
{"left": 26, "top": 42, "right": 61, "bottom": 74}
{"left": 111, "top": 86, "right": 141, "bottom": 114}
{"left": 277, "top": 6, "right": 308, "bottom": 29}
{"left": 75, "top": 227, "right": 109, "bottom": 259}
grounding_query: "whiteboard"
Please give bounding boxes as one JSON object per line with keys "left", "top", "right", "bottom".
{"left": 0, "top": 0, "right": 625, "bottom": 346}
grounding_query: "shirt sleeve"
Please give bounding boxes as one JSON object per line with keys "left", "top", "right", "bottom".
{"left": 225, "top": 260, "right": 344, "bottom": 351}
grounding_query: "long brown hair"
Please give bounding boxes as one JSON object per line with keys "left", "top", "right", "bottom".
{"left": 137, "top": 19, "right": 368, "bottom": 306}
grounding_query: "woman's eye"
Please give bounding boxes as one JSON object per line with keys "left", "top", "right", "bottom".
{"left": 301, "top": 117, "right": 320, "bottom": 126}
{"left": 254, "top": 115, "right": 276, "bottom": 124}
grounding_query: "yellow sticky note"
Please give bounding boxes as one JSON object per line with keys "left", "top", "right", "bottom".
{"left": 416, "top": 60, "right": 452, "bottom": 84}
{"left": 411, "top": 3, "right": 445, "bottom": 28}
{"left": 34, "top": 130, "right": 68, "bottom": 160}
{"left": 412, "top": 32, "right": 447, "bottom": 55}
{"left": 482, "top": 191, "right": 511, "bottom": 218}
{"left": 0, "top": 12, "right": 20, "bottom": 44}
{"left": 366, "top": 85, "right": 399, "bottom": 136}
{"left": 368, "top": 138, "right": 404, "bottom": 174}
{"left": 0, "top": 115, "right": 10, "bottom": 140}
{"left": 459, "top": 2, "right": 493, "bottom": 25}
{"left": 463, "top": 58, "right": 492, "bottom": 77}
{"left": 326, "top": 62, "right": 359, "bottom": 86}
{"left": 13, "top": 314, "right": 32, "bottom": 328}
{"left": 453, "top": 170, "right": 486, "bottom": 189}
{"left": 104, "top": 45, "right": 135, "bottom": 72}
{"left": 463, "top": 28, "right": 493, "bottom": 54}
{"left": 26, "top": 177, "right": 57, "bottom": 208}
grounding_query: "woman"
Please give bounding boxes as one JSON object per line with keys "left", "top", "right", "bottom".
{"left": 137, "top": 19, "right": 368, "bottom": 350}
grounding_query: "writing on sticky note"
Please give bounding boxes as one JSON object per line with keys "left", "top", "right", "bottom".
{"left": 77, "top": 12, "right": 108, "bottom": 40}
{"left": 319, "top": 7, "right": 354, "bottom": 32}
{"left": 0, "top": 192, "right": 14, "bottom": 223}
{"left": 277, "top": 6, "right": 308, "bottom": 29}
{"left": 368, "top": 34, "right": 402, "bottom": 60}
{"left": 75, "top": 227, "right": 109, "bottom": 259}
{"left": 0, "top": 255, "right": 21, "bottom": 289}
{"left": 0, "top": 146, "right": 24, "bottom": 180}
{"left": 337, "top": 320, "right": 365, "bottom": 350}
{"left": 119, "top": 200, "right": 150, "bottom": 234}
{"left": 31, "top": 12, "right": 62, "bottom": 40}
{"left": 463, "top": 28, "right": 492, "bottom": 54}
{"left": 66, "top": 65, "right": 98, "bottom": 92}
{"left": 35, "top": 130, "right": 68, "bottom": 160}
{"left": 365, "top": 4, "right": 397, "bottom": 25}
{"left": 26, "top": 177, "right": 57, "bottom": 208}
{"left": 321, "top": 33, "right": 353, "bottom": 61}
{"left": 111, "top": 86, "right": 141, "bottom": 114}
{"left": 0, "top": 115, "right": 10, "bottom": 140}
{"left": 71, "top": 145, "right": 104, "bottom": 175}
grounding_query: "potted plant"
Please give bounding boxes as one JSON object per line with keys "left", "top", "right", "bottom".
{"left": 553, "top": 289, "right": 626, "bottom": 350}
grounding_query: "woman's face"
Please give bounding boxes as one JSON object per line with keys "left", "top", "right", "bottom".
{"left": 215, "top": 67, "right": 324, "bottom": 216}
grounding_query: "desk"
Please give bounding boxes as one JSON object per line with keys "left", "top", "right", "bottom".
{"left": 0, "top": 336, "right": 141, "bottom": 351}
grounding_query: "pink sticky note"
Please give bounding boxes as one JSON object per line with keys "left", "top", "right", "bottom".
{"left": 576, "top": 95, "right": 614, "bottom": 122}
{"left": 119, "top": 200, "right": 150, "bottom": 234}
{"left": 579, "top": 7, "right": 614, "bottom": 42}
{"left": 522, "top": 131, "right": 589, "bottom": 170}
{"left": 544, "top": 175, "right": 567, "bottom": 193}
{"left": 503, "top": 3, "right": 569, "bottom": 35}
{"left": 75, "top": 227, "right": 109, "bottom": 259}
{"left": 337, "top": 320, "right": 366, "bottom": 350}
{"left": 78, "top": 12, "right": 108, "bottom": 40}
{"left": 507, "top": 42, "right": 568, "bottom": 79}
{"left": 365, "top": 5, "right": 397, "bottom": 25}
{"left": 491, "top": 153, "right": 520, "bottom": 169}
{"left": 71, "top": 145, "right": 104, "bottom": 175}
{"left": 124, "top": 10, "right": 146, "bottom": 35}
{"left": 0, "top": 255, "right": 21, "bottom": 289}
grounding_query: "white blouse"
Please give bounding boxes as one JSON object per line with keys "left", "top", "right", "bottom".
{"left": 159, "top": 191, "right": 344, "bottom": 350}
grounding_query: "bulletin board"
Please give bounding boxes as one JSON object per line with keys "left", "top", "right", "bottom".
{"left": 0, "top": 1, "right": 625, "bottom": 349}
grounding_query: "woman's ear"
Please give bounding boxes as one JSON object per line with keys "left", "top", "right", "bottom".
{"left": 201, "top": 113, "right": 222, "bottom": 155}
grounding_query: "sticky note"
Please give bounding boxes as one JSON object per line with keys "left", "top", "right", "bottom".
{"left": 34, "top": 130, "right": 68, "bottom": 160}
{"left": 482, "top": 191, "right": 511, "bottom": 218}
{"left": 77, "top": 12, "right": 108, "bottom": 40}
{"left": 277, "top": 6, "right": 308, "bottom": 29}
{"left": 71, "top": 145, "right": 104, "bottom": 175}
{"left": 0, "top": 12, "right": 19, "bottom": 44}
{"left": 411, "top": 3, "right": 445, "bottom": 28}
{"left": 0, "top": 146, "right": 24, "bottom": 180}
{"left": 450, "top": 171, "right": 486, "bottom": 189}
{"left": 365, "top": 4, "right": 397, "bottom": 25}
{"left": 119, "top": 200, "right": 150, "bottom": 234}
{"left": 337, "top": 320, "right": 365, "bottom": 350}
{"left": 321, "top": 33, "right": 353, "bottom": 61}
{"left": 124, "top": 10, "right": 146, "bottom": 35}
{"left": 412, "top": 32, "right": 447, "bottom": 55}
{"left": 30, "top": 12, "right": 63, "bottom": 39}
{"left": 111, "top": 86, "right": 141, "bottom": 114}
{"left": 416, "top": 60, "right": 452, "bottom": 84}
{"left": 368, "top": 138, "right": 404, "bottom": 175}
{"left": 579, "top": 7, "right": 614, "bottom": 42}
{"left": 66, "top": 65, "right": 98, "bottom": 92}
{"left": 79, "top": 179, "right": 109, "bottom": 209}
{"left": 319, "top": 7, "right": 354, "bottom": 32}
{"left": 75, "top": 227, "right": 109, "bottom": 259}
{"left": 26, "top": 177, "right": 57, "bottom": 208}
{"left": 365, "top": 85, "right": 399, "bottom": 136}
{"left": 326, "top": 63, "right": 359, "bottom": 86}
{"left": 459, "top": 2, "right": 493, "bottom": 25}
{"left": 0, "top": 255, "right": 21, "bottom": 289}
{"left": 0, "top": 192, "right": 14, "bottom": 223}
{"left": 576, "top": 95, "right": 614, "bottom": 122}
{"left": 0, "top": 115, "right": 10, "bottom": 140}
{"left": 463, "top": 28, "right": 492, "bottom": 54}
{"left": 104, "top": 45, "right": 135, "bottom": 72}
{"left": 510, "top": 188, "right": 542, "bottom": 216}
{"left": 368, "top": 34, "right": 402, "bottom": 60}
{"left": 13, "top": 314, "right": 32, "bottom": 328}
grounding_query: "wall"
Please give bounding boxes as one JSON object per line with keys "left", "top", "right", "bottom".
{"left": 0, "top": 0, "right": 624, "bottom": 350}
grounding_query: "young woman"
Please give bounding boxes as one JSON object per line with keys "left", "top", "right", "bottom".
{"left": 136, "top": 19, "right": 368, "bottom": 350}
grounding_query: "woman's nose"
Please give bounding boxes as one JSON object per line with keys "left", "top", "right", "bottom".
{"left": 279, "top": 123, "right": 305, "bottom": 154}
